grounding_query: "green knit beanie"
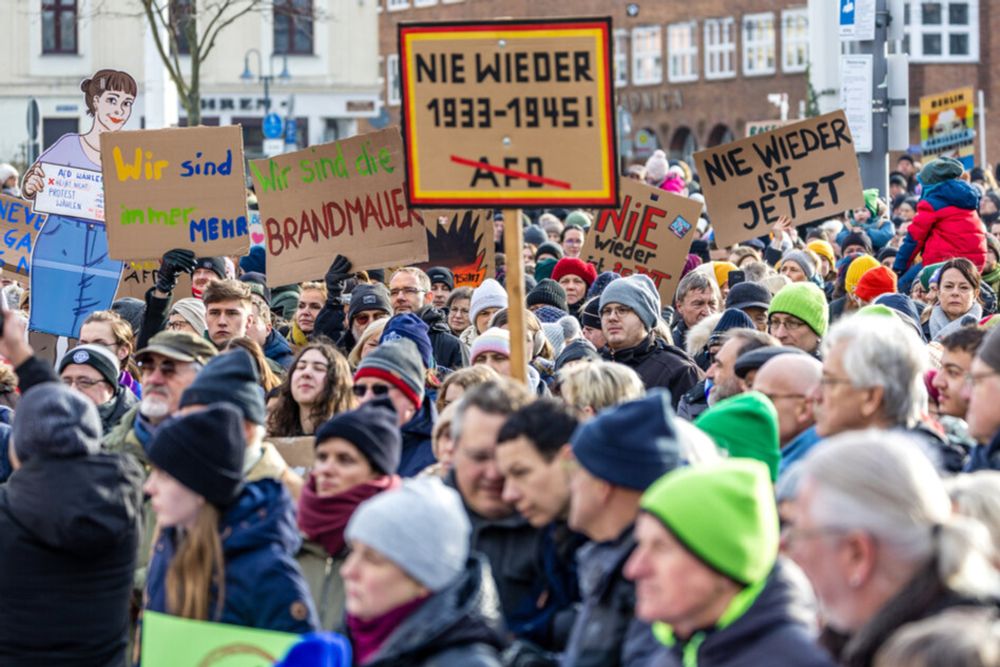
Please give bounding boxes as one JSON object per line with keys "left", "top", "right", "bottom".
{"left": 862, "top": 188, "right": 881, "bottom": 219}
{"left": 565, "top": 210, "right": 592, "bottom": 229}
{"left": 534, "top": 257, "right": 558, "bottom": 282}
{"left": 919, "top": 261, "right": 947, "bottom": 292}
{"left": 918, "top": 157, "right": 964, "bottom": 186}
{"left": 640, "top": 459, "right": 779, "bottom": 585}
{"left": 695, "top": 392, "right": 780, "bottom": 481}
{"left": 767, "top": 282, "right": 829, "bottom": 337}
{"left": 857, "top": 304, "right": 896, "bottom": 318}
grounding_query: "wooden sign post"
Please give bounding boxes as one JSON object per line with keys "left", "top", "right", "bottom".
{"left": 399, "top": 17, "right": 619, "bottom": 385}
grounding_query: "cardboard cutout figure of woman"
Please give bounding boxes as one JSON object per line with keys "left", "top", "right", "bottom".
{"left": 21, "top": 69, "right": 134, "bottom": 337}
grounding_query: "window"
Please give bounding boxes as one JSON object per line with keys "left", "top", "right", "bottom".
{"left": 743, "top": 12, "right": 776, "bottom": 76}
{"left": 782, "top": 8, "right": 808, "bottom": 72}
{"left": 414, "top": 0, "right": 437, "bottom": 6}
{"left": 170, "top": 0, "right": 195, "bottom": 56}
{"left": 614, "top": 30, "right": 629, "bottom": 87}
{"left": 386, "top": 0, "right": 409, "bottom": 11}
{"left": 386, "top": 54, "right": 400, "bottom": 106}
{"left": 904, "top": 0, "right": 978, "bottom": 62}
{"left": 42, "top": 0, "right": 77, "bottom": 54}
{"left": 704, "top": 17, "right": 736, "bottom": 79}
{"left": 274, "top": 0, "right": 314, "bottom": 55}
{"left": 631, "top": 26, "right": 662, "bottom": 86}
{"left": 667, "top": 22, "right": 698, "bottom": 83}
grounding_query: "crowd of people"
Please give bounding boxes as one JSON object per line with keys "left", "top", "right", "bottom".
{"left": 1, "top": 148, "right": 1000, "bottom": 666}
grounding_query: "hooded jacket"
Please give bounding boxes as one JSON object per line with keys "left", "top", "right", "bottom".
{"left": 145, "top": 479, "right": 318, "bottom": 634}
{"left": 659, "top": 560, "right": 833, "bottom": 667}
{"left": 561, "top": 527, "right": 670, "bottom": 667}
{"left": 360, "top": 553, "right": 506, "bottom": 667}
{"left": 264, "top": 329, "right": 296, "bottom": 369}
{"left": 966, "top": 427, "right": 1000, "bottom": 472}
{"left": 0, "top": 453, "right": 144, "bottom": 666}
{"left": 603, "top": 334, "right": 702, "bottom": 409}
{"left": 897, "top": 179, "right": 987, "bottom": 271}
{"left": 418, "top": 305, "right": 470, "bottom": 370}
{"left": 99, "top": 385, "right": 140, "bottom": 434}
{"left": 399, "top": 398, "right": 437, "bottom": 477}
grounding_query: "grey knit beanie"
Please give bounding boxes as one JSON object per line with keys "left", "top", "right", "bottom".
{"left": 346, "top": 478, "right": 471, "bottom": 591}
{"left": 599, "top": 274, "right": 662, "bottom": 330}
{"left": 13, "top": 384, "right": 102, "bottom": 463}
{"left": 169, "top": 298, "right": 207, "bottom": 335}
{"left": 781, "top": 250, "right": 817, "bottom": 280}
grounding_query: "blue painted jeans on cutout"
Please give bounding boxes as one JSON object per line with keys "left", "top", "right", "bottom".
{"left": 30, "top": 215, "right": 123, "bottom": 338}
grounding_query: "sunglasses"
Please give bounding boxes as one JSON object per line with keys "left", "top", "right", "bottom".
{"left": 352, "top": 384, "right": 391, "bottom": 398}
{"left": 137, "top": 357, "right": 182, "bottom": 378}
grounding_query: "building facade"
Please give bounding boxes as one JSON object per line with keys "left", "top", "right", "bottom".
{"left": 0, "top": 0, "right": 382, "bottom": 166}
{"left": 372, "top": 0, "right": 996, "bottom": 171}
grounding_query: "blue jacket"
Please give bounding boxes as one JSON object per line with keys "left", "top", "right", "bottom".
{"left": 264, "top": 330, "right": 296, "bottom": 370}
{"left": 779, "top": 426, "right": 821, "bottom": 479}
{"left": 836, "top": 219, "right": 895, "bottom": 251}
{"left": 965, "top": 429, "right": 1000, "bottom": 472}
{"left": 146, "top": 479, "right": 318, "bottom": 634}
{"left": 399, "top": 398, "right": 437, "bottom": 477}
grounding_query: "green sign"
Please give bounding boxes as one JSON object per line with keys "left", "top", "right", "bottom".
{"left": 141, "top": 611, "right": 300, "bottom": 666}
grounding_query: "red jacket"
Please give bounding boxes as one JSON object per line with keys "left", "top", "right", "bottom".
{"left": 908, "top": 201, "right": 987, "bottom": 270}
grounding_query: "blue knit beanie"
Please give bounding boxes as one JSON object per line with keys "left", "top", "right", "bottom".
{"left": 587, "top": 271, "right": 622, "bottom": 300}
{"left": 708, "top": 308, "right": 756, "bottom": 346}
{"left": 380, "top": 313, "right": 434, "bottom": 369}
{"left": 570, "top": 390, "right": 683, "bottom": 491}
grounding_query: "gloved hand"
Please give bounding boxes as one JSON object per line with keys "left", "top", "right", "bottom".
{"left": 325, "top": 255, "right": 352, "bottom": 299}
{"left": 155, "top": 248, "right": 197, "bottom": 294}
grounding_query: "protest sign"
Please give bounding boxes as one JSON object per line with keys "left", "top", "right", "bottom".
{"left": 270, "top": 437, "right": 315, "bottom": 469}
{"left": 0, "top": 194, "right": 45, "bottom": 282}
{"left": 101, "top": 125, "right": 250, "bottom": 260}
{"left": 399, "top": 18, "right": 619, "bottom": 208}
{"left": 33, "top": 163, "right": 105, "bottom": 221}
{"left": 413, "top": 209, "right": 495, "bottom": 287}
{"left": 920, "top": 86, "right": 976, "bottom": 170}
{"left": 694, "top": 110, "right": 865, "bottom": 248}
{"left": 114, "top": 259, "right": 192, "bottom": 301}
{"left": 250, "top": 127, "right": 429, "bottom": 287}
{"left": 581, "top": 179, "right": 702, "bottom": 305}
{"left": 141, "top": 611, "right": 301, "bottom": 667}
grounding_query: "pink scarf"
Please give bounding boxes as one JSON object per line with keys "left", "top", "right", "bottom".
{"left": 347, "top": 595, "right": 430, "bottom": 665}
{"left": 297, "top": 474, "right": 400, "bottom": 557}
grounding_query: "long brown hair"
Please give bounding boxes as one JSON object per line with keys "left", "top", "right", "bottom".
{"left": 224, "top": 337, "right": 282, "bottom": 392}
{"left": 267, "top": 341, "right": 354, "bottom": 437}
{"left": 165, "top": 505, "right": 225, "bottom": 621}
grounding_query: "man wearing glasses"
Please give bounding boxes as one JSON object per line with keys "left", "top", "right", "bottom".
{"left": 752, "top": 353, "right": 823, "bottom": 478}
{"left": 766, "top": 282, "right": 829, "bottom": 357}
{"left": 389, "top": 266, "right": 468, "bottom": 371}
{"left": 58, "top": 344, "right": 137, "bottom": 435}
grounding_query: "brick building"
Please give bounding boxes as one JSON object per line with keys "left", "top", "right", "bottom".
{"left": 371, "top": 0, "right": 996, "bottom": 172}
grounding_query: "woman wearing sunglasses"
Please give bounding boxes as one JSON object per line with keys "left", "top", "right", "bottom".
{"left": 296, "top": 399, "right": 403, "bottom": 630}
{"left": 267, "top": 343, "right": 355, "bottom": 437}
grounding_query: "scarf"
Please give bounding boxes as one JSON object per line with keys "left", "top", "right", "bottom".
{"left": 118, "top": 370, "right": 141, "bottom": 399}
{"left": 982, "top": 265, "right": 1000, "bottom": 289}
{"left": 298, "top": 474, "right": 401, "bottom": 557}
{"left": 291, "top": 320, "right": 310, "bottom": 347}
{"left": 929, "top": 302, "right": 983, "bottom": 341}
{"left": 347, "top": 595, "right": 430, "bottom": 665}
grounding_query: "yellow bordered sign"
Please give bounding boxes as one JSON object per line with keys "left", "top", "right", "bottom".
{"left": 399, "top": 18, "right": 619, "bottom": 208}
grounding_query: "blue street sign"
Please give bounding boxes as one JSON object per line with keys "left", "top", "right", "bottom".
{"left": 263, "top": 112, "right": 283, "bottom": 139}
{"left": 285, "top": 118, "right": 298, "bottom": 145}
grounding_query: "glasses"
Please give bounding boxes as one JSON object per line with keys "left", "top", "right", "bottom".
{"left": 352, "top": 384, "right": 391, "bottom": 398}
{"left": 768, "top": 316, "right": 806, "bottom": 333}
{"left": 352, "top": 313, "right": 383, "bottom": 327}
{"left": 763, "top": 392, "right": 806, "bottom": 401}
{"left": 166, "top": 319, "right": 190, "bottom": 331}
{"left": 819, "top": 375, "right": 853, "bottom": 388}
{"left": 137, "top": 357, "right": 182, "bottom": 378}
{"left": 389, "top": 287, "right": 424, "bottom": 298}
{"left": 600, "top": 305, "right": 634, "bottom": 319}
{"left": 62, "top": 376, "right": 108, "bottom": 390}
{"left": 450, "top": 307, "right": 470, "bottom": 316}
{"left": 965, "top": 371, "right": 999, "bottom": 387}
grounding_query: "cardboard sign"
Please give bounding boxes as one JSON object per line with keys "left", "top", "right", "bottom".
{"left": 399, "top": 18, "right": 619, "bottom": 207}
{"left": 581, "top": 179, "right": 702, "bottom": 305}
{"left": 920, "top": 86, "right": 976, "bottom": 170}
{"left": 141, "top": 611, "right": 303, "bottom": 667}
{"left": 101, "top": 125, "right": 250, "bottom": 260}
{"left": 0, "top": 195, "right": 45, "bottom": 282}
{"left": 413, "top": 209, "right": 495, "bottom": 287}
{"left": 250, "top": 127, "right": 429, "bottom": 287}
{"left": 114, "top": 259, "right": 192, "bottom": 301}
{"left": 34, "top": 163, "right": 104, "bottom": 221}
{"left": 694, "top": 110, "right": 865, "bottom": 248}
{"left": 269, "top": 436, "right": 315, "bottom": 469}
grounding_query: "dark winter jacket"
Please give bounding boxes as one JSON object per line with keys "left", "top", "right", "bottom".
{"left": 418, "top": 305, "right": 469, "bottom": 370}
{"left": 603, "top": 334, "right": 702, "bottom": 409}
{"left": 145, "top": 479, "right": 318, "bottom": 634}
{"left": 659, "top": 560, "right": 833, "bottom": 667}
{"left": 670, "top": 319, "right": 690, "bottom": 351}
{"left": 561, "top": 526, "right": 669, "bottom": 667}
{"left": 446, "top": 471, "right": 544, "bottom": 629}
{"left": 900, "top": 423, "right": 969, "bottom": 473}
{"left": 676, "top": 379, "right": 710, "bottom": 420}
{"left": 99, "top": 386, "right": 140, "bottom": 435}
{"left": 361, "top": 553, "right": 507, "bottom": 667}
{"left": 264, "top": 329, "right": 296, "bottom": 370}
{"left": 400, "top": 398, "right": 437, "bottom": 477}
{"left": 138, "top": 287, "right": 172, "bottom": 351}
{"left": 0, "top": 453, "right": 143, "bottom": 666}
{"left": 965, "top": 428, "right": 1000, "bottom": 472}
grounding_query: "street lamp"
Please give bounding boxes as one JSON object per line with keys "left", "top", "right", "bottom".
{"left": 240, "top": 48, "right": 291, "bottom": 114}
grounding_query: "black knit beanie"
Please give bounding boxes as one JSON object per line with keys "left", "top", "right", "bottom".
{"left": 314, "top": 398, "right": 402, "bottom": 476}
{"left": 527, "top": 279, "right": 568, "bottom": 312}
{"left": 179, "top": 349, "right": 266, "bottom": 425}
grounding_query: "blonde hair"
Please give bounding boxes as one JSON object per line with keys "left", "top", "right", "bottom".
{"left": 348, "top": 318, "right": 388, "bottom": 368}
{"left": 166, "top": 505, "right": 225, "bottom": 621}
{"left": 558, "top": 361, "right": 645, "bottom": 415}
{"left": 436, "top": 364, "right": 501, "bottom": 413}
{"left": 299, "top": 281, "right": 328, "bottom": 301}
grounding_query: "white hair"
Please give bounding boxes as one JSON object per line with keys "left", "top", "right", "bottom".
{"left": 822, "top": 314, "right": 929, "bottom": 428}
{"left": 801, "top": 430, "right": 999, "bottom": 598}
{"left": 674, "top": 419, "right": 723, "bottom": 465}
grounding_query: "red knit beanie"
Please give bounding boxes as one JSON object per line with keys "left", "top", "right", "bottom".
{"left": 854, "top": 265, "right": 898, "bottom": 302}
{"left": 551, "top": 258, "right": 598, "bottom": 288}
